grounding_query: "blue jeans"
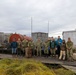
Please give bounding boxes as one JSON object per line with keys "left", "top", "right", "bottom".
{"left": 12, "top": 48, "right": 17, "bottom": 54}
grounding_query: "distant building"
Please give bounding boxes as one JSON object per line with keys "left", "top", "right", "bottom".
{"left": 0, "top": 32, "right": 12, "bottom": 44}
{"left": 62, "top": 30, "right": 76, "bottom": 46}
{"left": 4, "top": 33, "right": 12, "bottom": 42}
{"left": 31, "top": 32, "right": 48, "bottom": 42}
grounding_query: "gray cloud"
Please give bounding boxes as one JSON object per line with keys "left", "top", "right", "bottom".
{"left": 0, "top": 0, "right": 76, "bottom": 37}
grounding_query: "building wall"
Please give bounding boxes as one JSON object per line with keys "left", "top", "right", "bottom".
{"left": 32, "top": 32, "right": 48, "bottom": 42}
{"left": 0, "top": 32, "right": 12, "bottom": 44}
{"left": 4, "top": 33, "right": 12, "bottom": 42}
{"left": 63, "top": 31, "right": 76, "bottom": 46}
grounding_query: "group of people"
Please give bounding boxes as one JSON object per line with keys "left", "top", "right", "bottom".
{"left": 57, "top": 36, "right": 73, "bottom": 61}
{"left": 10, "top": 36, "right": 74, "bottom": 61}
{"left": 11, "top": 38, "right": 33, "bottom": 58}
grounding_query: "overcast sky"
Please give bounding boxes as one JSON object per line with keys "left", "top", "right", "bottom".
{"left": 0, "top": 0, "right": 76, "bottom": 37}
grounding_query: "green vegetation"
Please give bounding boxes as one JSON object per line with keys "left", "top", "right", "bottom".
{"left": 0, "top": 59, "right": 75, "bottom": 75}
{"left": 0, "top": 59, "right": 55, "bottom": 75}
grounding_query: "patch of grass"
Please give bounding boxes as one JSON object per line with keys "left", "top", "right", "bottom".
{"left": 0, "top": 59, "right": 55, "bottom": 75}
{"left": 0, "top": 59, "right": 75, "bottom": 75}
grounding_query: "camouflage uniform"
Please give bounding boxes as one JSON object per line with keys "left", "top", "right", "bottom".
{"left": 22, "top": 39, "right": 28, "bottom": 49}
{"left": 22, "top": 39, "right": 28, "bottom": 57}
{"left": 66, "top": 40, "right": 73, "bottom": 61}
{"left": 36, "top": 40, "right": 42, "bottom": 56}
{"left": 34, "top": 42, "right": 37, "bottom": 56}
{"left": 27, "top": 41, "right": 34, "bottom": 57}
{"left": 45, "top": 40, "right": 50, "bottom": 56}
{"left": 31, "top": 42, "right": 35, "bottom": 56}
{"left": 17, "top": 39, "right": 22, "bottom": 56}
{"left": 41, "top": 42, "right": 45, "bottom": 56}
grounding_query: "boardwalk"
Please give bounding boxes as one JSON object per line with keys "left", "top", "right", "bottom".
{"left": 0, "top": 54, "right": 76, "bottom": 73}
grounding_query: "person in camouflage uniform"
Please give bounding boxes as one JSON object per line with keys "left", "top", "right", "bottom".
{"left": 66, "top": 37, "right": 73, "bottom": 61}
{"left": 41, "top": 41, "right": 46, "bottom": 56}
{"left": 28, "top": 40, "right": 34, "bottom": 57}
{"left": 22, "top": 39, "right": 28, "bottom": 57}
{"left": 17, "top": 38, "right": 22, "bottom": 56}
{"left": 36, "top": 38, "right": 42, "bottom": 56}
{"left": 34, "top": 42, "right": 37, "bottom": 56}
{"left": 45, "top": 38, "right": 51, "bottom": 57}
{"left": 31, "top": 41, "right": 35, "bottom": 56}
